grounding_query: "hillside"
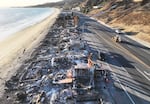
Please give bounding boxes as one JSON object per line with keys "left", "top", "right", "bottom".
{"left": 31, "top": 0, "right": 85, "bottom": 9}
{"left": 87, "top": 0, "right": 150, "bottom": 43}
{"left": 31, "top": 0, "right": 150, "bottom": 43}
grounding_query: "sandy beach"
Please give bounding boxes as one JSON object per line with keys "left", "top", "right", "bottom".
{"left": 0, "top": 8, "right": 60, "bottom": 97}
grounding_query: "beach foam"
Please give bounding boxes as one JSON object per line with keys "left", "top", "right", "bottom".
{"left": 0, "top": 8, "right": 55, "bottom": 41}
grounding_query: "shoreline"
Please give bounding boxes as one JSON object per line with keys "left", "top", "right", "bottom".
{"left": 0, "top": 8, "right": 60, "bottom": 97}
{"left": 0, "top": 8, "right": 56, "bottom": 43}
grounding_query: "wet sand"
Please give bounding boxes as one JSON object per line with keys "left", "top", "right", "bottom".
{"left": 0, "top": 8, "right": 60, "bottom": 97}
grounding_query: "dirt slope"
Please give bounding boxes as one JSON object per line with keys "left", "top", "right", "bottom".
{"left": 88, "top": 0, "right": 150, "bottom": 43}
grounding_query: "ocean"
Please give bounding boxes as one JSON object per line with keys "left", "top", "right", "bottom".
{"left": 0, "top": 8, "right": 54, "bottom": 41}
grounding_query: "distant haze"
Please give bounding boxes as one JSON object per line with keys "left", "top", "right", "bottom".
{"left": 0, "top": 0, "right": 63, "bottom": 7}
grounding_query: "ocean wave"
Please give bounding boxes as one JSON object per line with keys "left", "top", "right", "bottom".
{"left": 0, "top": 8, "right": 54, "bottom": 41}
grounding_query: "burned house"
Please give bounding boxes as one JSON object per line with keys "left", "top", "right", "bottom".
{"left": 3, "top": 12, "right": 111, "bottom": 104}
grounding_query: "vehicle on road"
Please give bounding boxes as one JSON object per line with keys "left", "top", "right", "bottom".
{"left": 112, "top": 35, "right": 121, "bottom": 42}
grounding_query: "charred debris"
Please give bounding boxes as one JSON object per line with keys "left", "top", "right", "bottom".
{"left": 3, "top": 12, "right": 111, "bottom": 104}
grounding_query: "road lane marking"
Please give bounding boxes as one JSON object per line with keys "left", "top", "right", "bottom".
{"left": 88, "top": 22, "right": 150, "bottom": 69}
{"left": 144, "top": 71, "right": 150, "bottom": 76}
{"left": 100, "top": 30, "right": 150, "bottom": 82}
{"left": 96, "top": 29, "right": 150, "bottom": 69}
{"left": 112, "top": 41, "right": 150, "bottom": 69}
{"left": 92, "top": 25, "right": 150, "bottom": 82}
{"left": 141, "top": 48, "right": 150, "bottom": 55}
{"left": 97, "top": 44, "right": 136, "bottom": 104}
{"left": 135, "top": 67, "right": 150, "bottom": 81}
{"left": 84, "top": 27, "right": 136, "bottom": 103}
{"left": 106, "top": 63, "right": 136, "bottom": 104}
{"left": 82, "top": 21, "right": 148, "bottom": 103}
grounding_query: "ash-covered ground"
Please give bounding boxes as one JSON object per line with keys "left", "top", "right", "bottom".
{"left": 0, "top": 12, "right": 113, "bottom": 104}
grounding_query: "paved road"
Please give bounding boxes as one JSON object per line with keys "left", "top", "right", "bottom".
{"left": 76, "top": 12, "right": 150, "bottom": 104}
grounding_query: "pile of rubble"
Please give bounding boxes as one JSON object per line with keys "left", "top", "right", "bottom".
{"left": 3, "top": 12, "right": 110, "bottom": 104}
